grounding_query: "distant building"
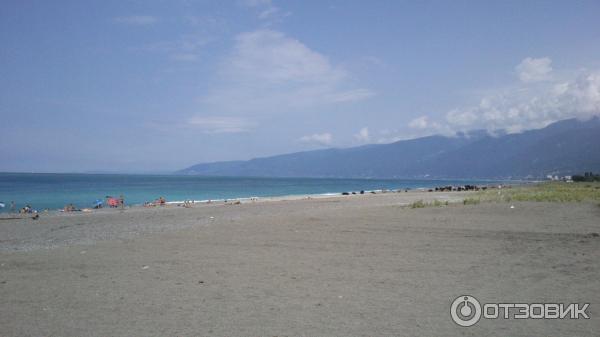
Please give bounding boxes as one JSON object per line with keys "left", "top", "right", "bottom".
{"left": 546, "top": 174, "right": 572, "bottom": 181}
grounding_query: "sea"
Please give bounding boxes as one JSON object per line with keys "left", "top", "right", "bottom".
{"left": 0, "top": 173, "right": 503, "bottom": 212}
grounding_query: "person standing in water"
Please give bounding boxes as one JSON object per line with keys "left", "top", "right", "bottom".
{"left": 10, "top": 201, "right": 15, "bottom": 213}
{"left": 119, "top": 195, "right": 125, "bottom": 209}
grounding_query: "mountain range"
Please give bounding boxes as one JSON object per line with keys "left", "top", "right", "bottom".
{"left": 178, "top": 117, "right": 600, "bottom": 179}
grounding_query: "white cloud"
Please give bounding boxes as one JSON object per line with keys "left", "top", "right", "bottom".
{"left": 200, "top": 29, "right": 373, "bottom": 113}
{"left": 363, "top": 60, "right": 599, "bottom": 143}
{"left": 407, "top": 64, "right": 599, "bottom": 136}
{"left": 516, "top": 57, "right": 553, "bottom": 82}
{"left": 444, "top": 70, "right": 600, "bottom": 133}
{"left": 354, "top": 127, "right": 370, "bottom": 142}
{"left": 408, "top": 116, "right": 429, "bottom": 129}
{"left": 299, "top": 133, "right": 333, "bottom": 146}
{"left": 114, "top": 15, "right": 158, "bottom": 26}
{"left": 187, "top": 116, "right": 255, "bottom": 133}
{"left": 408, "top": 116, "right": 449, "bottom": 135}
{"left": 374, "top": 128, "right": 430, "bottom": 144}
{"left": 230, "top": 30, "right": 342, "bottom": 83}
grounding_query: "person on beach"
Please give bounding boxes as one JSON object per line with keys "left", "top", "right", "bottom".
{"left": 21, "top": 205, "right": 38, "bottom": 214}
{"left": 93, "top": 199, "right": 103, "bottom": 209}
{"left": 107, "top": 197, "right": 119, "bottom": 208}
{"left": 10, "top": 201, "right": 15, "bottom": 213}
{"left": 119, "top": 195, "right": 125, "bottom": 209}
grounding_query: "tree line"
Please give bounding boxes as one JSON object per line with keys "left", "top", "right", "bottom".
{"left": 572, "top": 172, "right": 600, "bottom": 182}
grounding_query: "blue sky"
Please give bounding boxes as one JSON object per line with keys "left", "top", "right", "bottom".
{"left": 1, "top": 0, "right": 599, "bottom": 173}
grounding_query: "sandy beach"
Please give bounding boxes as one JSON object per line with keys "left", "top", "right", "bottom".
{"left": 1, "top": 191, "right": 599, "bottom": 336}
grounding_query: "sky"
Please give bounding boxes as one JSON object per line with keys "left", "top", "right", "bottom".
{"left": 1, "top": 0, "right": 599, "bottom": 173}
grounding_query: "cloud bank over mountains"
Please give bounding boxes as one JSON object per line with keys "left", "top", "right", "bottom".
{"left": 410, "top": 57, "right": 600, "bottom": 136}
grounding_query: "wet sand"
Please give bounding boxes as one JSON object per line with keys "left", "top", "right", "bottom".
{"left": 1, "top": 191, "right": 599, "bottom": 336}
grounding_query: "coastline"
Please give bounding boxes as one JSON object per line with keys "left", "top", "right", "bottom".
{"left": 0, "top": 172, "right": 524, "bottom": 214}
{"left": 1, "top": 180, "right": 524, "bottom": 217}
{"left": 0, "top": 189, "right": 475, "bottom": 252}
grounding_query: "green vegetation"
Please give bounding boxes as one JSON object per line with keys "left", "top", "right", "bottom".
{"left": 572, "top": 172, "right": 600, "bottom": 182}
{"left": 410, "top": 200, "right": 426, "bottom": 208}
{"left": 432, "top": 199, "right": 449, "bottom": 207}
{"left": 475, "top": 182, "right": 600, "bottom": 203}
{"left": 408, "top": 182, "right": 600, "bottom": 210}
{"left": 463, "top": 197, "right": 481, "bottom": 205}
{"left": 410, "top": 199, "right": 449, "bottom": 208}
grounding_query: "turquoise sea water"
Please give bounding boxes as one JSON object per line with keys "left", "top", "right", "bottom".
{"left": 0, "top": 173, "right": 501, "bottom": 212}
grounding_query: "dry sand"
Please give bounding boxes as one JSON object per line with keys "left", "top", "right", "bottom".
{"left": 0, "top": 191, "right": 599, "bottom": 336}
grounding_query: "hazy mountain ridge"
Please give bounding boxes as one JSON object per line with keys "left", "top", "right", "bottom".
{"left": 178, "top": 118, "right": 600, "bottom": 179}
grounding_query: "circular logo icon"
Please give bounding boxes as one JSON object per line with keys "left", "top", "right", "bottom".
{"left": 451, "top": 295, "right": 481, "bottom": 327}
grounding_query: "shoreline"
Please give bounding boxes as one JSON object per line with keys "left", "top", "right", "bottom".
{"left": 1, "top": 188, "right": 472, "bottom": 220}
{"left": 1, "top": 181, "right": 524, "bottom": 218}
{"left": 0, "top": 189, "right": 476, "bottom": 252}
